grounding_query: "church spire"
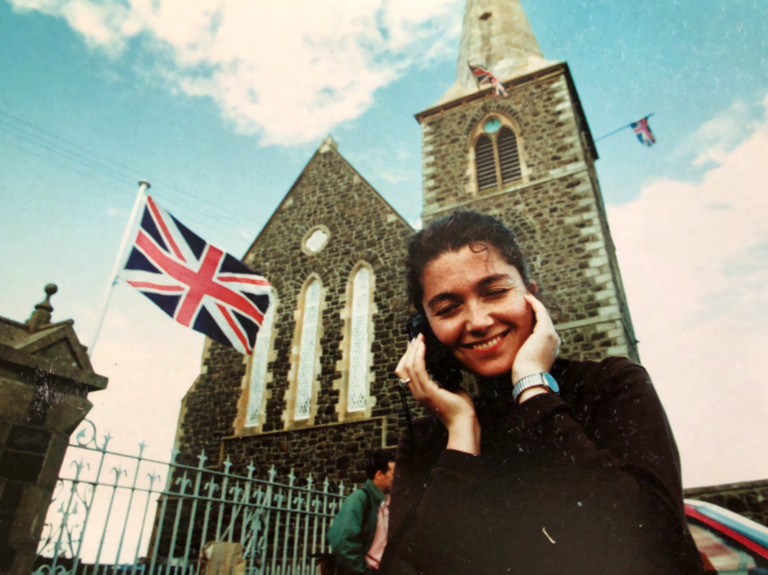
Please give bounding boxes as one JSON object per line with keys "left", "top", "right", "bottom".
{"left": 434, "top": 0, "right": 552, "bottom": 106}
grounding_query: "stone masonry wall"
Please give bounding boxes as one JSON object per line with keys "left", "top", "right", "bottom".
{"left": 420, "top": 67, "right": 590, "bottom": 219}
{"left": 418, "top": 65, "right": 638, "bottom": 362}
{"left": 222, "top": 417, "right": 388, "bottom": 484}
{"left": 174, "top": 145, "right": 416, "bottom": 484}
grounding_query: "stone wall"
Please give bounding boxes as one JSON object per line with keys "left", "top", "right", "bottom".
{"left": 174, "top": 142, "right": 417, "bottom": 484}
{"left": 419, "top": 65, "right": 594, "bottom": 219}
{"left": 685, "top": 480, "right": 768, "bottom": 527}
{"left": 417, "top": 64, "right": 637, "bottom": 362}
{"left": 0, "top": 287, "right": 107, "bottom": 575}
{"left": 222, "top": 417, "right": 389, "bottom": 483}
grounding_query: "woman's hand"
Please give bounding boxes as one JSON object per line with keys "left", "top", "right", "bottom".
{"left": 511, "top": 295, "right": 561, "bottom": 388}
{"left": 396, "top": 334, "right": 480, "bottom": 455}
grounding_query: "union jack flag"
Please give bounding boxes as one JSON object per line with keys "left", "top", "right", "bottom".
{"left": 468, "top": 63, "right": 509, "bottom": 98}
{"left": 120, "top": 195, "right": 271, "bottom": 354}
{"left": 631, "top": 117, "right": 656, "bottom": 147}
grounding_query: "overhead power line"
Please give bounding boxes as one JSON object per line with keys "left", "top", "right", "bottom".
{"left": 0, "top": 108, "right": 268, "bottom": 243}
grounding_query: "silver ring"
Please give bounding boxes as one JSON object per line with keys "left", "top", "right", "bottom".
{"left": 399, "top": 378, "right": 411, "bottom": 387}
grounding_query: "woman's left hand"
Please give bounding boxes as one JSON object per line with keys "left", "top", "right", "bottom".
{"left": 511, "top": 295, "right": 561, "bottom": 386}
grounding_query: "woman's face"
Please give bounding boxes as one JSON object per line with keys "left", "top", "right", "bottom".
{"left": 421, "top": 243, "right": 535, "bottom": 378}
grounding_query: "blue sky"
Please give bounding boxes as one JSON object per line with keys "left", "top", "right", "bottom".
{"left": 1, "top": 0, "right": 767, "bottom": 489}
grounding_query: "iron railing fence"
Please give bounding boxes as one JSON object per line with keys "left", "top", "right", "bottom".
{"left": 34, "top": 420, "right": 348, "bottom": 575}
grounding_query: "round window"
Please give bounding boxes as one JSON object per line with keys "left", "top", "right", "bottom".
{"left": 484, "top": 118, "right": 502, "bottom": 134}
{"left": 303, "top": 227, "right": 329, "bottom": 254}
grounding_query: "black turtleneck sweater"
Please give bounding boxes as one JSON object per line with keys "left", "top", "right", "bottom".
{"left": 379, "top": 357, "right": 703, "bottom": 575}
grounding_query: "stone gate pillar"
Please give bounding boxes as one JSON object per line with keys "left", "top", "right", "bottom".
{"left": 0, "top": 285, "right": 107, "bottom": 575}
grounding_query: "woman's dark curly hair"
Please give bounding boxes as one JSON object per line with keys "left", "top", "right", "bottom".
{"left": 405, "top": 210, "right": 532, "bottom": 313}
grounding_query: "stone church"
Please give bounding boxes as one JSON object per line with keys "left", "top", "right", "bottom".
{"left": 172, "top": 0, "right": 638, "bottom": 484}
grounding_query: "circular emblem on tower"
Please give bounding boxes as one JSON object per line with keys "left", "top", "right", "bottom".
{"left": 484, "top": 118, "right": 502, "bottom": 134}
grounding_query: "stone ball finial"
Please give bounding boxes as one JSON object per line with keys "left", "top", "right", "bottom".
{"left": 26, "top": 283, "right": 58, "bottom": 332}
{"left": 37, "top": 283, "right": 57, "bottom": 312}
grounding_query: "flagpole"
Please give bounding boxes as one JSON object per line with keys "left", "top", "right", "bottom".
{"left": 88, "top": 180, "right": 150, "bottom": 357}
{"left": 594, "top": 113, "right": 654, "bottom": 142}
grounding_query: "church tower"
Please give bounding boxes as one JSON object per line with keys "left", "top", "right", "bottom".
{"left": 417, "top": 0, "right": 638, "bottom": 361}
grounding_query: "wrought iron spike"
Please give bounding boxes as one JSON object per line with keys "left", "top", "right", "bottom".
{"left": 110, "top": 466, "right": 127, "bottom": 481}
{"left": 102, "top": 431, "right": 113, "bottom": 450}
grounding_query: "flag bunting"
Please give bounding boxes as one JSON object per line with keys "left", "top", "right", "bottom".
{"left": 631, "top": 117, "right": 656, "bottom": 147}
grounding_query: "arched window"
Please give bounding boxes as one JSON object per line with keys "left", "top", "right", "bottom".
{"left": 347, "top": 267, "right": 371, "bottom": 412}
{"left": 473, "top": 122, "right": 523, "bottom": 191}
{"left": 244, "top": 291, "right": 277, "bottom": 428}
{"left": 295, "top": 280, "right": 321, "bottom": 420}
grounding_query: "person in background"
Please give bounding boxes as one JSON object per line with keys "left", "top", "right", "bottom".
{"left": 328, "top": 450, "right": 395, "bottom": 575}
{"left": 380, "top": 210, "right": 702, "bottom": 575}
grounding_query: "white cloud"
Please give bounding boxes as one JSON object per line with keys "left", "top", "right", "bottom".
{"left": 9, "top": 0, "right": 462, "bottom": 145}
{"left": 683, "top": 98, "right": 762, "bottom": 166}
{"left": 608, "top": 95, "right": 768, "bottom": 486}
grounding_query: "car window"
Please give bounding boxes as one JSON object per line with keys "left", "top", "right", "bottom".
{"left": 689, "top": 522, "right": 757, "bottom": 574}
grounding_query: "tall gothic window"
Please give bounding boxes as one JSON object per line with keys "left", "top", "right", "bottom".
{"left": 244, "top": 291, "right": 277, "bottom": 428}
{"left": 295, "top": 280, "right": 321, "bottom": 420}
{"left": 474, "top": 123, "right": 522, "bottom": 191}
{"left": 347, "top": 267, "right": 371, "bottom": 412}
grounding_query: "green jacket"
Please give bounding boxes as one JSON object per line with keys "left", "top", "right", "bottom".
{"left": 327, "top": 480, "right": 386, "bottom": 575}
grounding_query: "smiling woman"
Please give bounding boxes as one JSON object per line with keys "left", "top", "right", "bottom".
{"left": 381, "top": 211, "right": 704, "bottom": 575}
{"left": 419, "top": 245, "right": 536, "bottom": 379}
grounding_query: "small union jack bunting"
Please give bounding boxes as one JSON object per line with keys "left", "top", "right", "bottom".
{"left": 120, "top": 195, "right": 270, "bottom": 354}
{"left": 631, "top": 117, "right": 656, "bottom": 147}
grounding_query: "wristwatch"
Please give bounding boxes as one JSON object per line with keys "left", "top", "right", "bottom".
{"left": 512, "top": 373, "right": 559, "bottom": 403}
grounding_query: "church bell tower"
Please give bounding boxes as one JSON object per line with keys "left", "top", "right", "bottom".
{"left": 417, "top": 0, "right": 639, "bottom": 361}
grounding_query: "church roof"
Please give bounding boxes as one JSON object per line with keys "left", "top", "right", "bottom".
{"left": 433, "top": 0, "right": 555, "bottom": 107}
{"left": 242, "top": 135, "right": 412, "bottom": 257}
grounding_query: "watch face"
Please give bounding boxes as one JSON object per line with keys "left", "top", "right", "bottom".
{"left": 543, "top": 372, "right": 560, "bottom": 394}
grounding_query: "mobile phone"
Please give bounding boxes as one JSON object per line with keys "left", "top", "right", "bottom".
{"left": 406, "top": 314, "right": 464, "bottom": 392}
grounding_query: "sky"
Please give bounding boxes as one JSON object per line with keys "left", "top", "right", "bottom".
{"left": 1, "top": 0, "right": 767, "bottom": 496}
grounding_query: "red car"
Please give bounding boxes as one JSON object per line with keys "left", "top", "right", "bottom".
{"left": 685, "top": 499, "right": 768, "bottom": 574}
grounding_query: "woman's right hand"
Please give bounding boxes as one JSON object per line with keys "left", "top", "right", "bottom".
{"left": 511, "top": 295, "right": 561, "bottom": 385}
{"left": 396, "top": 334, "right": 481, "bottom": 455}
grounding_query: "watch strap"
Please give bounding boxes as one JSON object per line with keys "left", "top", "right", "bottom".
{"left": 512, "top": 372, "right": 559, "bottom": 403}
